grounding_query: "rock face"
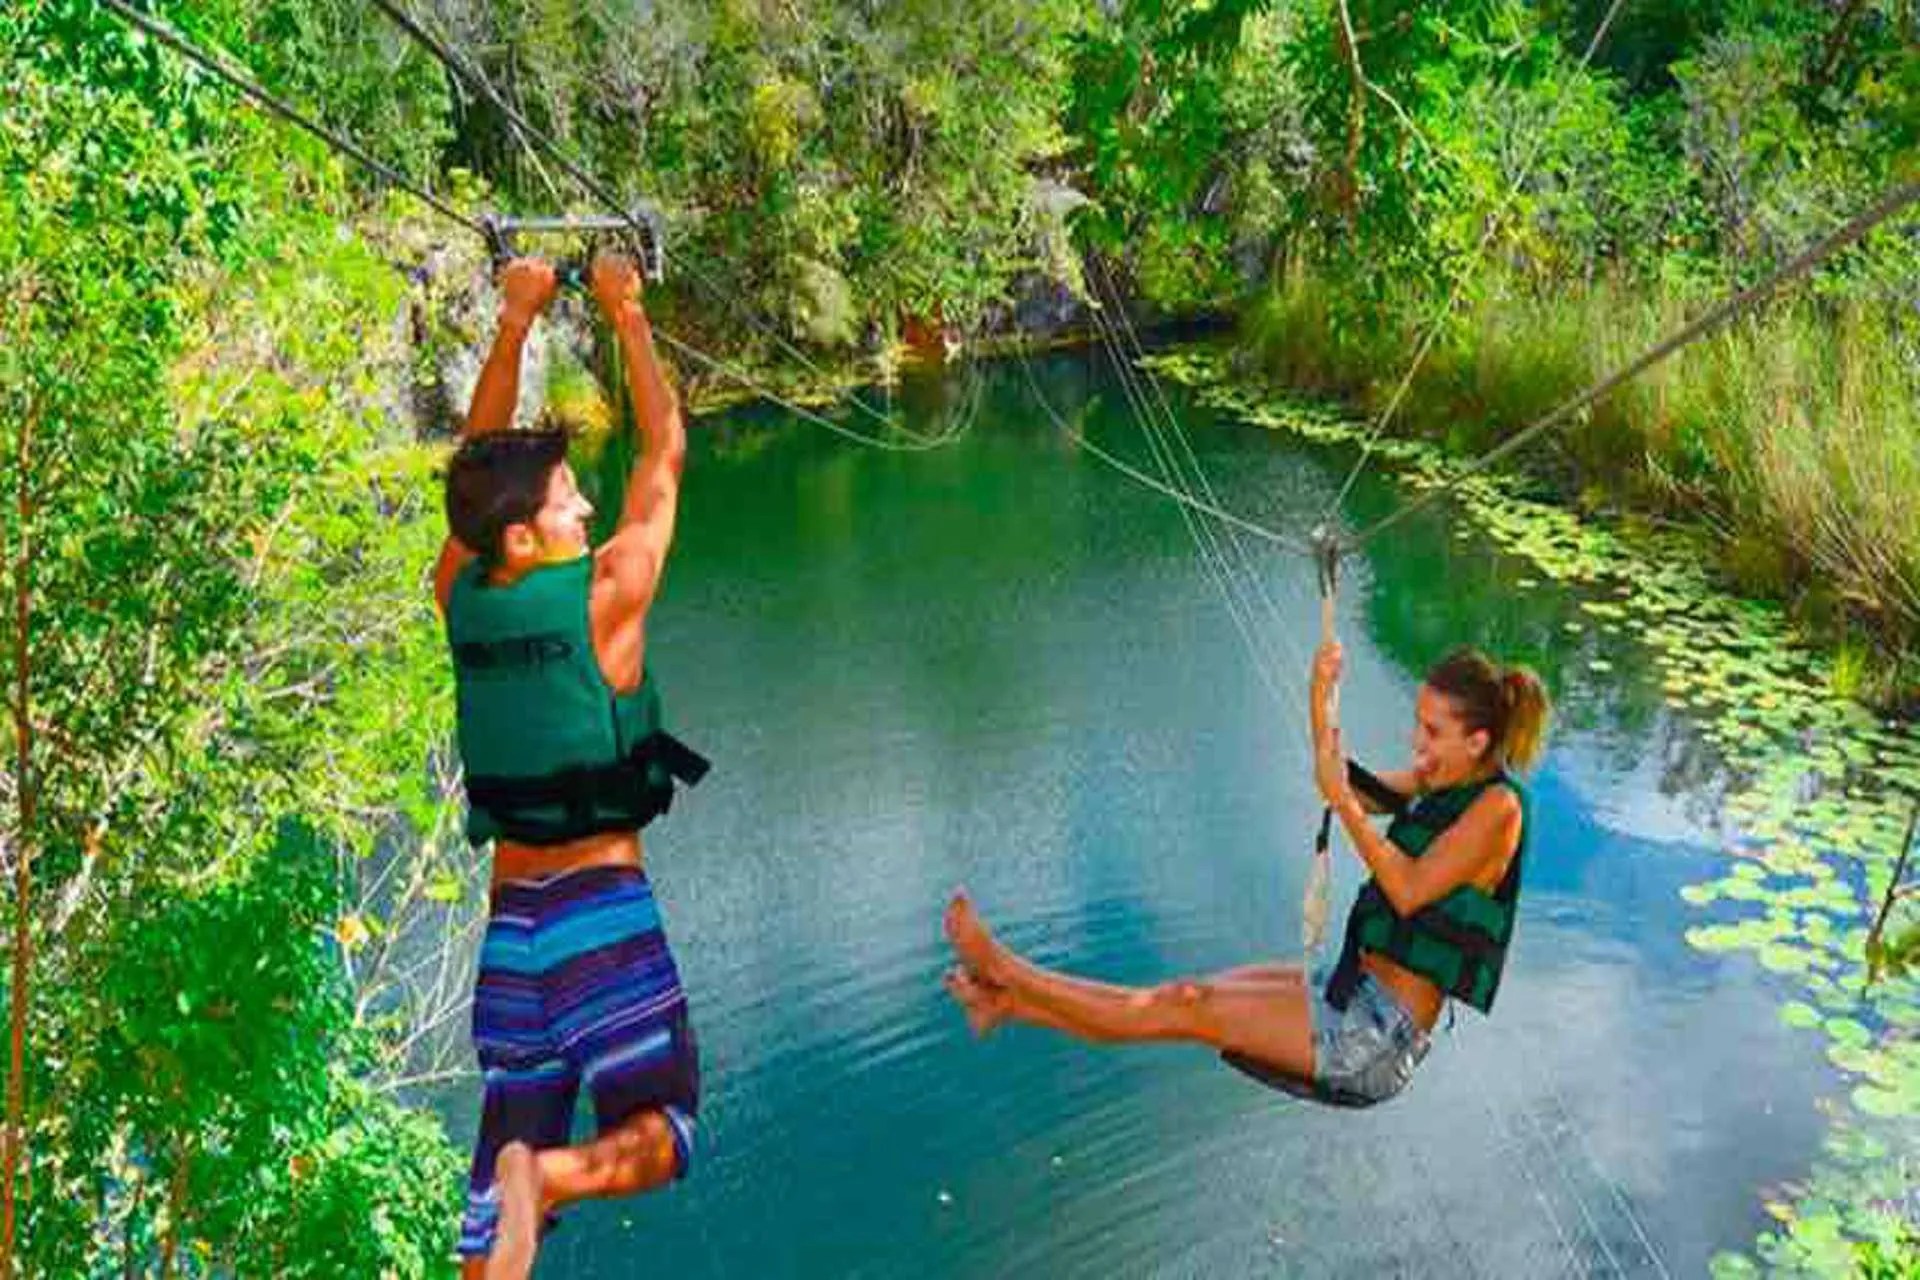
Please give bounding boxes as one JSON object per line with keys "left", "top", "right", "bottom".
{"left": 404, "top": 247, "right": 606, "bottom": 438}
{"left": 393, "top": 170, "right": 1171, "bottom": 419}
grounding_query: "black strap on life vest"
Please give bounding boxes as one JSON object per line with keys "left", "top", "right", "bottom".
{"left": 465, "top": 730, "right": 711, "bottom": 839}
{"left": 1316, "top": 759, "right": 1411, "bottom": 859}
{"left": 1322, "top": 786, "right": 1522, "bottom": 1012}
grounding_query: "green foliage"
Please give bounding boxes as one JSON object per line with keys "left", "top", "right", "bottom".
{"left": 421, "top": 0, "right": 1087, "bottom": 345}
{"left": 10, "top": 0, "right": 1920, "bottom": 1270}
{"left": 1064, "top": 0, "right": 1300, "bottom": 308}
{"left": 4, "top": 3, "right": 471, "bottom": 1270}
{"left": 1858, "top": 1230, "right": 1920, "bottom": 1280}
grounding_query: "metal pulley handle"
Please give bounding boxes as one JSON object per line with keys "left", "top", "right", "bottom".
{"left": 481, "top": 204, "right": 666, "bottom": 289}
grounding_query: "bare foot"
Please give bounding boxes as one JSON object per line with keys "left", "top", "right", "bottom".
{"left": 943, "top": 965, "right": 1009, "bottom": 1037}
{"left": 486, "top": 1142, "right": 542, "bottom": 1280}
{"left": 943, "top": 890, "right": 1007, "bottom": 984}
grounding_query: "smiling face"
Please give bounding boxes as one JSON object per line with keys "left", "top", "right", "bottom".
{"left": 499, "top": 462, "right": 594, "bottom": 570}
{"left": 1410, "top": 684, "right": 1494, "bottom": 791}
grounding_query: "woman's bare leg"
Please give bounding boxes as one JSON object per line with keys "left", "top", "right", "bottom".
{"left": 942, "top": 892, "right": 1316, "bottom": 1076}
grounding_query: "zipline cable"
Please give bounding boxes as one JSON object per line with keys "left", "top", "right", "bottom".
{"left": 100, "top": 0, "right": 483, "bottom": 236}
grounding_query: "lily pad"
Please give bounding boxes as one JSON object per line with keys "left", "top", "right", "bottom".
{"left": 1851, "top": 1084, "right": 1908, "bottom": 1118}
{"left": 1779, "top": 1001, "right": 1822, "bottom": 1030}
{"left": 1823, "top": 1017, "right": 1872, "bottom": 1049}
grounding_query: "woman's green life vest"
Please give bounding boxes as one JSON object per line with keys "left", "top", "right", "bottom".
{"left": 1325, "top": 771, "right": 1526, "bottom": 1015}
{"left": 444, "top": 556, "right": 708, "bottom": 848}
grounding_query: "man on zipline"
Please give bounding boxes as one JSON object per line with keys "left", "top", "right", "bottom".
{"left": 943, "top": 644, "right": 1548, "bottom": 1108}
{"left": 434, "top": 251, "right": 708, "bottom": 1279}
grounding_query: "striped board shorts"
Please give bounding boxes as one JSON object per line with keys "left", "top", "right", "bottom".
{"left": 458, "top": 864, "right": 700, "bottom": 1259}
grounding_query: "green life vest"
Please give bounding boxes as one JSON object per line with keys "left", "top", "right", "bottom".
{"left": 1324, "top": 770, "right": 1526, "bottom": 1016}
{"left": 445, "top": 556, "right": 709, "bottom": 848}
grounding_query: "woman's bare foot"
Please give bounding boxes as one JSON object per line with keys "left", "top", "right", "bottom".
{"left": 943, "top": 965, "right": 1009, "bottom": 1036}
{"left": 943, "top": 890, "right": 1007, "bottom": 984}
{"left": 486, "top": 1142, "right": 543, "bottom": 1280}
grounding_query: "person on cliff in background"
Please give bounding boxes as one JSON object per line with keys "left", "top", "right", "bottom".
{"left": 944, "top": 645, "right": 1548, "bottom": 1109}
{"left": 433, "top": 252, "right": 710, "bottom": 1279}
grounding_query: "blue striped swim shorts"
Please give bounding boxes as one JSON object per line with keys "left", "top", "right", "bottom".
{"left": 458, "top": 864, "right": 700, "bottom": 1259}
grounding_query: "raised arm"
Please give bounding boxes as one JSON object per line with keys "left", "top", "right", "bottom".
{"left": 433, "top": 259, "right": 559, "bottom": 611}
{"left": 589, "top": 252, "right": 685, "bottom": 622}
{"left": 1310, "top": 642, "right": 1417, "bottom": 814}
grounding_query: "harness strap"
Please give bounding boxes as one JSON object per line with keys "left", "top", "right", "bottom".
{"left": 1348, "top": 759, "right": 1411, "bottom": 815}
{"left": 466, "top": 730, "right": 711, "bottom": 811}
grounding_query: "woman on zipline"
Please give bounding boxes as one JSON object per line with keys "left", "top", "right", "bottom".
{"left": 943, "top": 644, "right": 1549, "bottom": 1106}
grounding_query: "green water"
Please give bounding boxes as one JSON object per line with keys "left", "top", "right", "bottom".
{"left": 440, "top": 349, "right": 1838, "bottom": 1278}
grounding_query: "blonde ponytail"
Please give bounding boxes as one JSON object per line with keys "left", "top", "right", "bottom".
{"left": 1498, "top": 665, "right": 1551, "bottom": 772}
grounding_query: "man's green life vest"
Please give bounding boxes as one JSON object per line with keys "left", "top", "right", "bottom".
{"left": 1324, "top": 770, "right": 1526, "bottom": 1015}
{"left": 445, "top": 556, "right": 708, "bottom": 848}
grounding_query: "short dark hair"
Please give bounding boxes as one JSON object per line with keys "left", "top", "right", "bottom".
{"left": 443, "top": 428, "right": 572, "bottom": 567}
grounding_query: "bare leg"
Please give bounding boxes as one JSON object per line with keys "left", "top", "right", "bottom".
{"left": 947, "top": 965, "right": 1156, "bottom": 1042}
{"left": 486, "top": 1144, "right": 541, "bottom": 1280}
{"left": 483, "top": 1111, "right": 681, "bottom": 1280}
{"left": 539, "top": 1109, "right": 681, "bottom": 1205}
{"left": 942, "top": 892, "right": 1316, "bottom": 1076}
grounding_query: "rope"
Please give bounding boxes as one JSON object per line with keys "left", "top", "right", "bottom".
{"left": 1531, "top": 1061, "right": 1674, "bottom": 1279}
{"left": 1080, "top": 261, "right": 1343, "bottom": 957}
{"left": 364, "top": 0, "right": 949, "bottom": 448}
{"left": 98, "top": 0, "right": 484, "bottom": 236}
{"left": 654, "top": 332, "right": 963, "bottom": 453}
{"left": 1471, "top": 1067, "right": 1589, "bottom": 1277}
{"left": 1346, "top": 176, "right": 1920, "bottom": 549}
{"left": 1053, "top": 289, "right": 1303, "bottom": 720}
{"left": 1087, "top": 285, "right": 1311, "bottom": 720}
{"left": 1082, "top": 299, "right": 1299, "bottom": 718}
{"left": 1018, "top": 358, "right": 1311, "bottom": 552}
{"left": 1326, "top": 0, "right": 1630, "bottom": 519}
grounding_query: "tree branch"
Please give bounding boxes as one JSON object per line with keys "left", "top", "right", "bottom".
{"left": 1866, "top": 796, "right": 1920, "bottom": 988}
{"left": 1333, "top": 0, "right": 1368, "bottom": 220}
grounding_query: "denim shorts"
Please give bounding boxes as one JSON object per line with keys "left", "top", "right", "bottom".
{"left": 1308, "top": 958, "right": 1431, "bottom": 1105}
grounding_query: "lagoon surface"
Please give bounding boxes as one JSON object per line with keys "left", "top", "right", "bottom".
{"left": 435, "top": 350, "right": 1840, "bottom": 1278}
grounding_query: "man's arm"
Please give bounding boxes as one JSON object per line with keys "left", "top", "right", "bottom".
{"left": 433, "top": 259, "right": 558, "bottom": 613}
{"left": 590, "top": 253, "right": 685, "bottom": 622}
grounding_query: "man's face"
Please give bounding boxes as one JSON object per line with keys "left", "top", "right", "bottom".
{"left": 504, "top": 463, "right": 594, "bottom": 567}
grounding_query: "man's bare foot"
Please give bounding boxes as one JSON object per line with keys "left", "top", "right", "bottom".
{"left": 943, "top": 965, "right": 1009, "bottom": 1036}
{"left": 486, "top": 1142, "right": 542, "bottom": 1280}
{"left": 943, "top": 890, "right": 1007, "bottom": 984}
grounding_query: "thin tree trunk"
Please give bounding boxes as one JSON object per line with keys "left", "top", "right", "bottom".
{"left": 1334, "top": 0, "right": 1368, "bottom": 221}
{"left": 2, "top": 386, "right": 36, "bottom": 1280}
{"left": 1809, "top": 0, "right": 1871, "bottom": 91}
{"left": 158, "top": 1140, "right": 188, "bottom": 1280}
